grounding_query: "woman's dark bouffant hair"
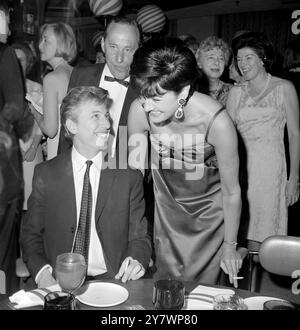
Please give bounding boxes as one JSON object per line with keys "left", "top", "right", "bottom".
{"left": 130, "top": 36, "right": 200, "bottom": 100}
{"left": 232, "top": 31, "right": 275, "bottom": 72}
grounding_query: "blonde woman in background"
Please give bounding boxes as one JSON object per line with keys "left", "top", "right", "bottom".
{"left": 196, "top": 36, "right": 232, "bottom": 107}
{"left": 29, "top": 22, "right": 77, "bottom": 160}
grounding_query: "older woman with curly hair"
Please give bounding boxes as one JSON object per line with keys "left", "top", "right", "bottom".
{"left": 196, "top": 36, "right": 232, "bottom": 106}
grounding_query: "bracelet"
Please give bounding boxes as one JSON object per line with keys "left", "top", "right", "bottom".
{"left": 224, "top": 241, "right": 238, "bottom": 246}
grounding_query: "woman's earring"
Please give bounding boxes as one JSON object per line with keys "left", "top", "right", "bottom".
{"left": 174, "top": 98, "right": 186, "bottom": 120}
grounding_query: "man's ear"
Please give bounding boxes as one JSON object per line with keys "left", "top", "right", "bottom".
{"left": 66, "top": 118, "right": 77, "bottom": 135}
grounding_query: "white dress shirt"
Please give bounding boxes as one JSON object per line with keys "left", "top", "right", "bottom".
{"left": 71, "top": 147, "right": 107, "bottom": 276}
{"left": 100, "top": 64, "right": 129, "bottom": 157}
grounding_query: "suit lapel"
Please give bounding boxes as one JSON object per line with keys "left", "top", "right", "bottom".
{"left": 95, "top": 167, "right": 117, "bottom": 225}
{"left": 119, "top": 84, "right": 138, "bottom": 125}
{"left": 92, "top": 64, "right": 104, "bottom": 86}
{"left": 56, "top": 151, "right": 77, "bottom": 248}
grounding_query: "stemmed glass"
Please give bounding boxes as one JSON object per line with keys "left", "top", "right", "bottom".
{"left": 55, "top": 252, "right": 87, "bottom": 294}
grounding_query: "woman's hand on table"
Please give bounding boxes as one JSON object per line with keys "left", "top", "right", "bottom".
{"left": 220, "top": 245, "right": 243, "bottom": 289}
{"left": 115, "top": 257, "right": 145, "bottom": 283}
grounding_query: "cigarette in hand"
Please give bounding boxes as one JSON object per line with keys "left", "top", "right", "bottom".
{"left": 233, "top": 276, "right": 244, "bottom": 280}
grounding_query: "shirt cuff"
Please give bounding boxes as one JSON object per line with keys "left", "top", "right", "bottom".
{"left": 35, "top": 264, "right": 53, "bottom": 284}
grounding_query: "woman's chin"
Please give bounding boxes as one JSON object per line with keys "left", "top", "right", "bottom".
{"left": 149, "top": 113, "right": 165, "bottom": 123}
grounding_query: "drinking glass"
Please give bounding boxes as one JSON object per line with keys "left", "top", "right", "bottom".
{"left": 213, "top": 294, "right": 247, "bottom": 310}
{"left": 44, "top": 291, "right": 76, "bottom": 310}
{"left": 153, "top": 279, "right": 185, "bottom": 310}
{"left": 55, "top": 253, "right": 87, "bottom": 293}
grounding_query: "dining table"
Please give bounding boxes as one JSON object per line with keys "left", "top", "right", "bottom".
{"left": 1, "top": 278, "right": 299, "bottom": 311}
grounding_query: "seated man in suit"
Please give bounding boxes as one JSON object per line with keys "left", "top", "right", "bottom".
{"left": 21, "top": 86, "right": 152, "bottom": 288}
{"left": 58, "top": 16, "right": 140, "bottom": 168}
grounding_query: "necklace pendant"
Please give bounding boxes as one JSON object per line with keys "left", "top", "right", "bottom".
{"left": 247, "top": 73, "right": 271, "bottom": 101}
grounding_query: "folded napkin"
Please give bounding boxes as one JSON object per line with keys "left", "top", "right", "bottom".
{"left": 184, "top": 285, "right": 235, "bottom": 310}
{"left": 9, "top": 284, "right": 61, "bottom": 309}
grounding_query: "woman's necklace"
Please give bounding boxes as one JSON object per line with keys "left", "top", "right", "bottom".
{"left": 246, "top": 73, "right": 271, "bottom": 102}
{"left": 209, "top": 80, "right": 221, "bottom": 93}
{"left": 209, "top": 80, "right": 222, "bottom": 99}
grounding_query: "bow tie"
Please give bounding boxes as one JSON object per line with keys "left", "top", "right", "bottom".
{"left": 104, "top": 75, "right": 129, "bottom": 88}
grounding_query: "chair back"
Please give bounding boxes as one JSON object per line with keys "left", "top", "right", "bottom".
{"left": 259, "top": 235, "right": 300, "bottom": 276}
{"left": 0, "top": 270, "right": 5, "bottom": 294}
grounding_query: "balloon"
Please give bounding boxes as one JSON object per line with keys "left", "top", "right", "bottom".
{"left": 89, "top": 0, "right": 123, "bottom": 17}
{"left": 92, "top": 30, "right": 104, "bottom": 48}
{"left": 136, "top": 5, "right": 166, "bottom": 34}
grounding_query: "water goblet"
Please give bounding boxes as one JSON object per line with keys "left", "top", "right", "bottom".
{"left": 55, "top": 252, "right": 87, "bottom": 294}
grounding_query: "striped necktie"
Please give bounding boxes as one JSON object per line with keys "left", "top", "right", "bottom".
{"left": 73, "top": 160, "right": 93, "bottom": 264}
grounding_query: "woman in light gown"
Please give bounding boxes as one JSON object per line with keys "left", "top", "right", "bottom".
{"left": 29, "top": 22, "right": 77, "bottom": 160}
{"left": 12, "top": 42, "right": 44, "bottom": 210}
{"left": 226, "top": 32, "right": 300, "bottom": 250}
{"left": 128, "top": 37, "right": 242, "bottom": 286}
{"left": 196, "top": 36, "right": 232, "bottom": 107}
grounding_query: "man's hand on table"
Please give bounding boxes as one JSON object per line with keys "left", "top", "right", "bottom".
{"left": 115, "top": 256, "right": 145, "bottom": 283}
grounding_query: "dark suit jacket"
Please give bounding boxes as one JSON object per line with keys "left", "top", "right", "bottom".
{"left": 21, "top": 149, "right": 152, "bottom": 279}
{"left": 0, "top": 43, "right": 26, "bottom": 294}
{"left": 0, "top": 43, "right": 25, "bottom": 200}
{"left": 57, "top": 63, "right": 138, "bottom": 163}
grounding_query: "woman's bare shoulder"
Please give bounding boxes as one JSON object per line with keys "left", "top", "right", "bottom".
{"left": 43, "top": 67, "right": 72, "bottom": 88}
{"left": 271, "top": 75, "right": 297, "bottom": 94}
{"left": 128, "top": 98, "right": 149, "bottom": 130}
{"left": 190, "top": 92, "right": 224, "bottom": 116}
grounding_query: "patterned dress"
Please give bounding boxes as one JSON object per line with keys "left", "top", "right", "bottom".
{"left": 227, "top": 77, "right": 287, "bottom": 242}
{"left": 209, "top": 81, "right": 232, "bottom": 107}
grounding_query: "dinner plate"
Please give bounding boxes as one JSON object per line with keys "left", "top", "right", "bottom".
{"left": 76, "top": 282, "right": 129, "bottom": 307}
{"left": 244, "top": 296, "right": 282, "bottom": 310}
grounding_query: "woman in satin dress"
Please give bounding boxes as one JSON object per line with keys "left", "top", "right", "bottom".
{"left": 128, "top": 37, "right": 242, "bottom": 286}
